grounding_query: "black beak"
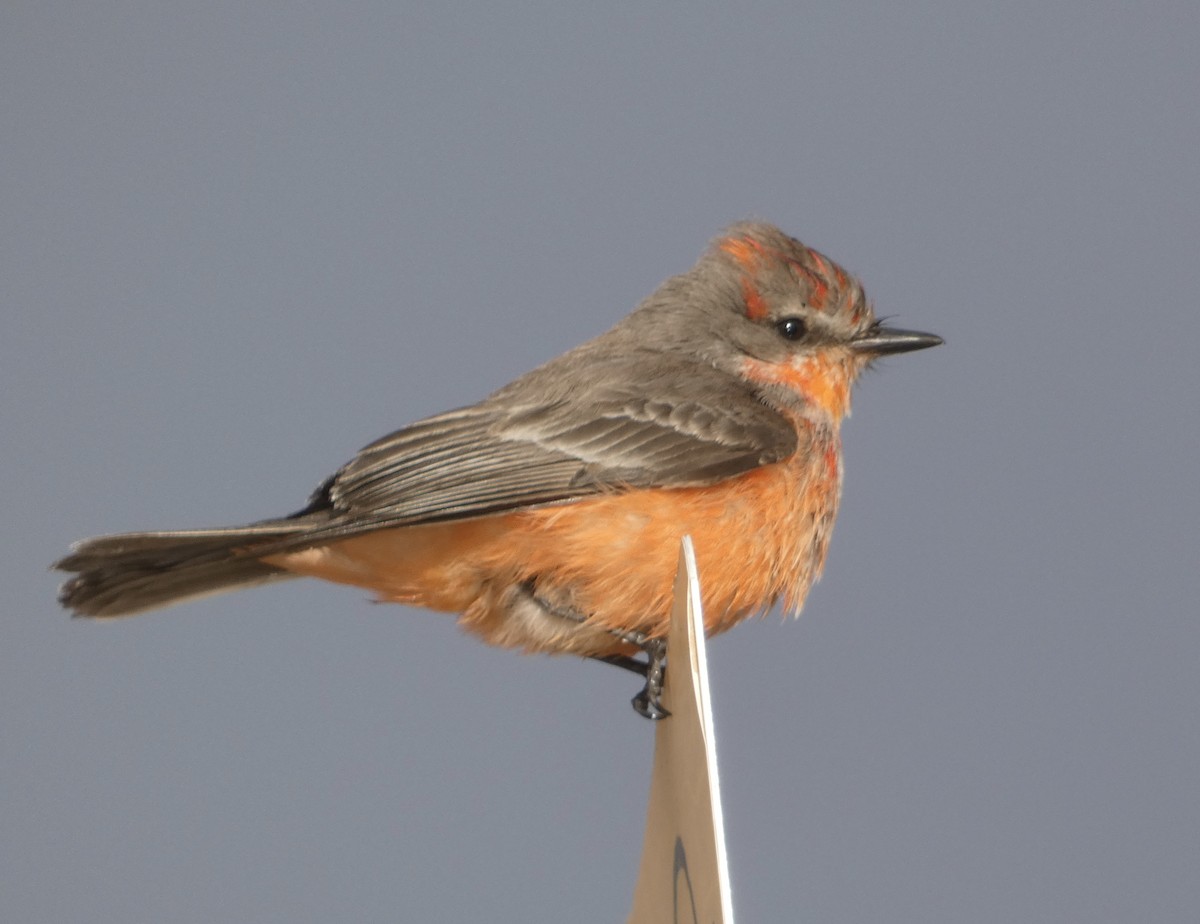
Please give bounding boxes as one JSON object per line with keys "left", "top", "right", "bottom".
{"left": 850, "top": 325, "right": 944, "bottom": 356}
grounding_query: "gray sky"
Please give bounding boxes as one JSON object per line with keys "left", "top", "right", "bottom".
{"left": 4, "top": 3, "right": 1199, "bottom": 921}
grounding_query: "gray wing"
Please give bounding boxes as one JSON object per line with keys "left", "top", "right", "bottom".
{"left": 266, "top": 354, "right": 799, "bottom": 546}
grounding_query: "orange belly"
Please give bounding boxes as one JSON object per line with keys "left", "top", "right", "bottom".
{"left": 265, "top": 439, "right": 842, "bottom": 656}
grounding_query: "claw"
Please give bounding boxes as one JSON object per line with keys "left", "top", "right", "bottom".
{"left": 631, "top": 687, "right": 670, "bottom": 721}
{"left": 633, "top": 686, "right": 672, "bottom": 715}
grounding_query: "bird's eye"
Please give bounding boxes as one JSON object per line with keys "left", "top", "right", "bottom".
{"left": 775, "top": 317, "right": 807, "bottom": 341}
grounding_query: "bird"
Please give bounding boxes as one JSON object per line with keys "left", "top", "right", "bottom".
{"left": 55, "top": 221, "right": 942, "bottom": 718}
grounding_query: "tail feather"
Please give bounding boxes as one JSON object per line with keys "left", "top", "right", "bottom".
{"left": 55, "top": 527, "right": 305, "bottom": 618}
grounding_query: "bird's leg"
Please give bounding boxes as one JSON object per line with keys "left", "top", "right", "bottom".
{"left": 593, "top": 653, "right": 647, "bottom": 675}
{"left": 519, "top": 580, "right": 669, "bottom": 720}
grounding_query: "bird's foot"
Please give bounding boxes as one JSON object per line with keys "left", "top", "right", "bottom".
{"left": 520, "top": 579, "right": 669, "bottom": 719}
{"left": 595, "top": 630, "right": 669, "bottom": 721}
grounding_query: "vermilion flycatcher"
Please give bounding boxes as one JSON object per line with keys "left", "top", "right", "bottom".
{"left": 56, "top": 221, "right": 941, "bottom": 717}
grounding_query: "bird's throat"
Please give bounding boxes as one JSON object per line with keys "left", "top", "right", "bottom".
{"left": 739, "top": 353, "right": 854, "bottom": 422}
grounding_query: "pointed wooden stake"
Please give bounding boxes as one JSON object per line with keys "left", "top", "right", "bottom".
{"left": 629, "top": 536, "right": 734, "bottom": 923}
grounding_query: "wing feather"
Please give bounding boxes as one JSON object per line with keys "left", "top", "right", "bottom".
{"left": 256, "top": 354, "right": 800, "bottom": 549}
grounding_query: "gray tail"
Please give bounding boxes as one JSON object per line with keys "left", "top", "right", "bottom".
{"left": 55, "top": 525, "right": 306, "bottom": 618}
